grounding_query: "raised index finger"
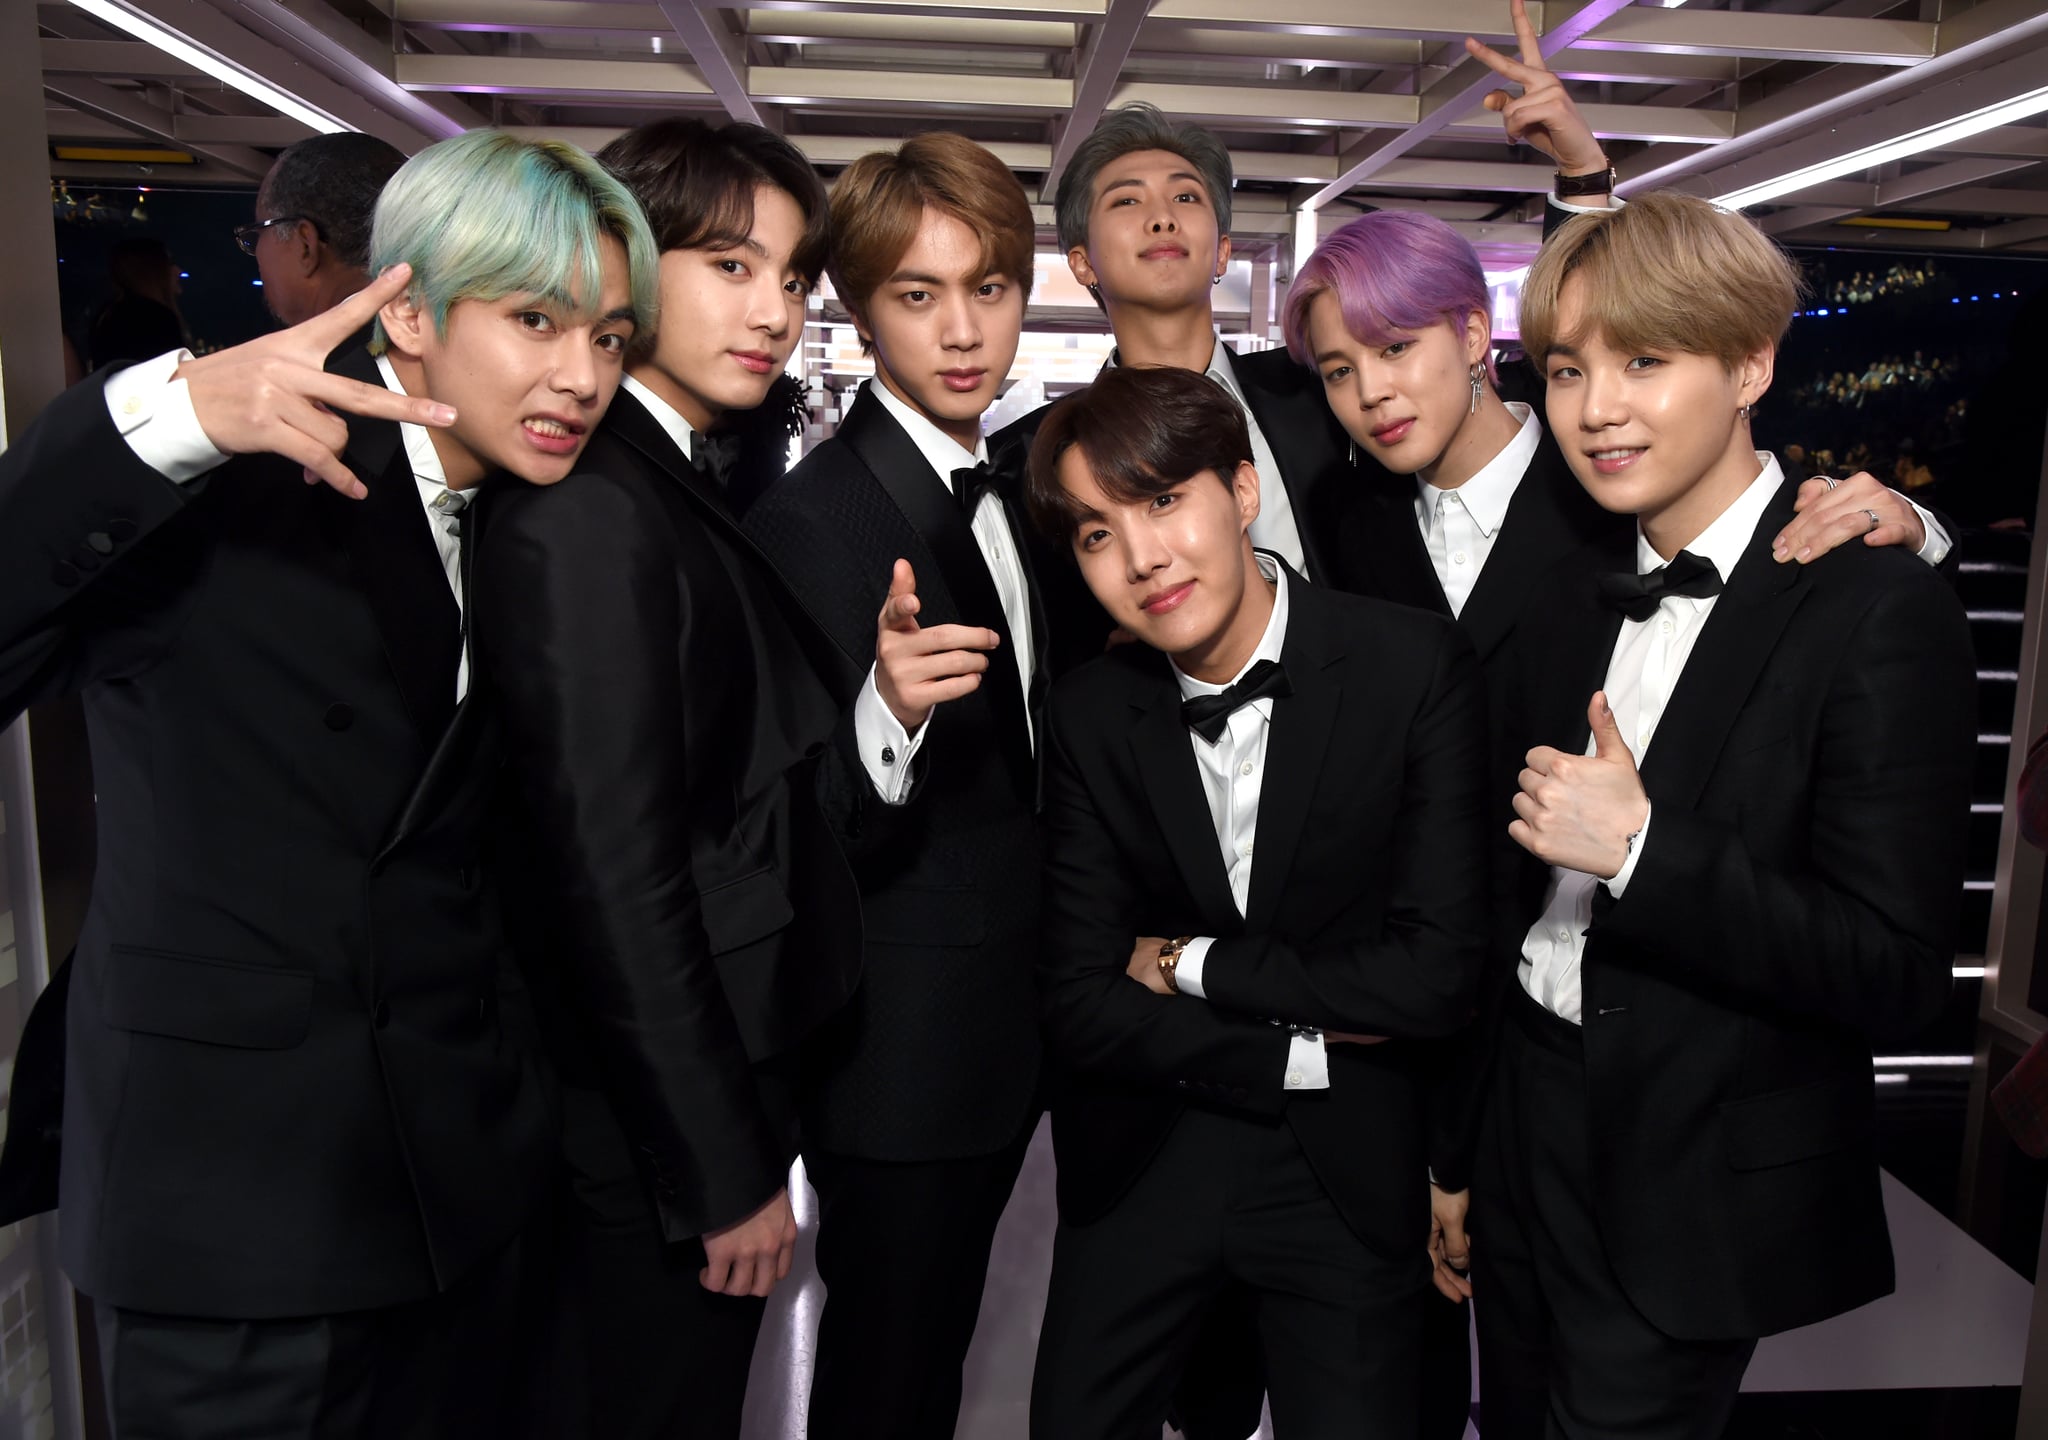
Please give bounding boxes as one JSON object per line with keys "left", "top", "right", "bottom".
{"left": 297, "top": 263, "right": 415, "bottom": 356}
{"left": 1510, "top": 0, "right": 1544, "bottom": 67}
{"left": 305, "top": 369, "right": 457, "bottom": 428}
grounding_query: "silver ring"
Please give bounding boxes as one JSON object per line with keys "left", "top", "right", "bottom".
{"left": 1864, "top": 507, "right": 1881, "bottom": 532}
{"left": 1822, "top": 475, "right": 1840, "bottom": 491}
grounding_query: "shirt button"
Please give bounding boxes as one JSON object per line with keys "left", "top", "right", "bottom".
{"left": 1239, "top": 760, "right": 1254, "bottom": 777}
{"left": 1453, "top": 551, "right": 1468, "bottom": 565}
{"left": 880, "top": 746, "right": 896, "bottom": 766}
{"left": 1287, "top": 1071, "right": 1304, "bottom": 1087}
{"left": 1638, "top": 732, "right": 1649, "bottom": 749}
{"left": 1661, "top": 619, "right": 1673, "bottom": 634}
{"left": 121, "top": 395, "right": 142, "bottom": 416}
{"left": 1241, "top": 842, "right": 1254, "bottom": 858}
{"left": 1557, "top": 928, "right": 1571, "bottom": 943}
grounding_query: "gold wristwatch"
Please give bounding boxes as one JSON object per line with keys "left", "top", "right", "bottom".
{"left": 1158, "top": 935, "right": 1195, "bottom": 994}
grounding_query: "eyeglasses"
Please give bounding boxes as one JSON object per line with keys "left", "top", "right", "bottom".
{"left": 233, "top": 215, "right": 323, "bottom": 256}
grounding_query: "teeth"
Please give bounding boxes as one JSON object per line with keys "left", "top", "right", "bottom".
{"left": 1593, "top": 449, "right": 1639, "bottom": 460}
{"left": 527, "top": 418, "right": 571, "bottom": 438}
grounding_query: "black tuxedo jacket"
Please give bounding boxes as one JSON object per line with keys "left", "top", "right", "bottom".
{"left": 0, "top": 342, "right": 549, "bottom": 1319}
{"left": 472, "top": 389, "right": 864, "bottom": 1239}
{"left": 744, "top": 386, "right": 1045, "bottom": 1160}
{"left": 1038, "top": 573, "right": 1488, "bottom": 1255}
{"left": 1498, "top": 475, "right": 1974, "bottom": 1340}
{"left": 994, "top": 343, "right": 1353, "bottom": 678}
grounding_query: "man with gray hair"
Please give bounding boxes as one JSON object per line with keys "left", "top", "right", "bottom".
{"left": 994, "top": 102, "right": 1354, "bottom": 678}
{"left": 240, "top": 132, "right": 405, "bottom": 327}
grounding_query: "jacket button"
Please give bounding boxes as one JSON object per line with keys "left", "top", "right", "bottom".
{"left": 325, "top": 703, "right": 354, "bottom": 731}
{"left": 86, "top": 532, "right": 114, "bottom": 555}
{"left": 373, "top": 1002, "right": 391, "bottom": 1029}
{"left": 50, "top": 562, "right": 78, "bottom": 588}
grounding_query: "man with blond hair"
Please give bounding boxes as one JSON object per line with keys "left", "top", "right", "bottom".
{"left": 0, "top": 131, "right": 656, "bottom": 1438}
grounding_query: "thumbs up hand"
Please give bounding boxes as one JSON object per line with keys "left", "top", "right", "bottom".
{"left": 1509, "top": 691, "right": 1649, "bottom": 880}
{"left": 873, "top": 558, "right": 1002, "bottom": 731}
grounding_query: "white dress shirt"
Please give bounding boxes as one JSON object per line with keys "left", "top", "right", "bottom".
{"left": 1518, "top": 455, "right": 1787, "bottom": 1024}
{"left": 1164, "top": 556, "right": 1328, "bottom": 1091}
{"left": 100, "top": 348, "right": 475, "bottom": 701}
{"left": 854, "top": 377, "right": 1038, "bottom": 803}
{"left": 1107, "top": 339, "right": 1311, "bottom": 579}
{"left": 621, "top": 373, "right": 698, "bottom": 466}
{"left": 1415, "top": 403, "right": 1542, "bottom": 618}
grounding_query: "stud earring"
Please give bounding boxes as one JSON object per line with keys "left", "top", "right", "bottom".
{"left": 1469, "top": 362, "right": 1486, "bottom": 415}
{"left": 1212, "top": 273, "right": 1224, "bottom": 286}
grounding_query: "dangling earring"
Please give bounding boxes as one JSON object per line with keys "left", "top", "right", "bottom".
{"left": 1347, "top": 440, "right": 1358, "bottom": 465}
{"left": 1469, "top": 362, "right": 1486, "bottom": 416}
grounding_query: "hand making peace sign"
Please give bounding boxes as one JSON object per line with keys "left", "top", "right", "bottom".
{"left": 1465, "top": 0, "right": 1612, "bottom": 181}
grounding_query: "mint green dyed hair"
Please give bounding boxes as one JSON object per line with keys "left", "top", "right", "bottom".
{"left": 368, "top": 129, "right": 658, "bottom": 353}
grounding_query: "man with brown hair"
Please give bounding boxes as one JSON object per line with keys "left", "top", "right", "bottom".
{"left": 743, "top": 132, "right": 1043, "bottom": 1440}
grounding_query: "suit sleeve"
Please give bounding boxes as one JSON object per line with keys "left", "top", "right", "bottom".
{"left": 1597, "top": 572, "right": 1973, "bottom": 1040}
{"left": 1196, "top": 626, "right": 1491, "bottom": 1040}
{"left": 0, "top": 375, "right": 200, "bottom": 721}
{"left": 475, "top": 473, "right": 784, "bottom": 1240}
{"left": 1038, "top": 698, "right": 1295, "bottom": 1113}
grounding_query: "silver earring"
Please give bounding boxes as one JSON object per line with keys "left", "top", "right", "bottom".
{"left": 1212, "top": 273, "right": 1224, "bottom": 286}
{"left": 1469, "top": 362, "right": 1486, "bottom": 415}
{"left": 1347, "top": 440, "right": 1357, "bottom": 465}
{"left": 1738, "top": 401, "right": 1755, "bottom": 421}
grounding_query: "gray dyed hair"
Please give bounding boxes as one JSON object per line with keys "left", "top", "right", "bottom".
{"left": 1052, "top": 102, "right": 1233, "bottom": 254}
{"left": 259, "top": 133, "right": 406, "bottom": 271}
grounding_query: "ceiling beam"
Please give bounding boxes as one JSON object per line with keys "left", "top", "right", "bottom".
{"left": 1041, "top": 0, "right": 1155, "bottom": 198}
{"left": 1576, "top": 9, "right": 1933, "bottom": 66}
{"left": 1443, "top": 100, "right": 1733, "bottom": 145}
{"left": 745, "top": 0, "right": 1105, "bottom": 22}
{"left": 1548, "top": 46, "right": 1738, "bottom": 86}
{"left": 395, "top": 0, "right": 661, "bottom": 33}
{"left": 223, "top": 0, "right": 482, "bottom": 141}
{"left": 1301, "top": 0, "right": 1637, "bottom": 210}
{"left": 1757, "top": 155, "right": 2035, "bottom": 234}
{"left": 1146, "top": 0, "right": 1520, "bottom": 37}
{"left": 41, "top": 74, "right": 272, "bottom": 177}
{"left": 40, "top": 37, "right": 207, "bottom": 78}
{"left": 50, "top": 156, "right": 252, "bottom": 185}
{"left": 747, "top": 12, "right": 1075, "bottom": 48}
{"left": 655, "top": 0, "right": 763, "bottom": 124}
{"left": 1111, "top": 79, "right": 1413, "bottom": 128}
{"left": 396, "top": 52, "right": 716, "bottom": 99}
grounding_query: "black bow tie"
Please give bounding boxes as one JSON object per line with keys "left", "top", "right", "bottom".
{"left": 692, "top": 430, "right": 743, "bottom": 491}
{"left": 1181, "top": 659, "right": 1292, "bottom": 744}
{"left": 953, "top": 461, "right": 995, "bottom": 515}
{"left": 1597, "top": 550, "right": 1723, "bottom": 622}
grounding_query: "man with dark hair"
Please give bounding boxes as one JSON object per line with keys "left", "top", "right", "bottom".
{"left": 243, "top": 132, "right": 406, "bottom": 327}
{"left": 744, "top": 132, "right": 1043, "bottom": 1440}
{"left": 471, "top": 116, "right": 859, "bottom": 1440}
{"left": 1021, "top": 364, "right": 1488, "bottom": 1437}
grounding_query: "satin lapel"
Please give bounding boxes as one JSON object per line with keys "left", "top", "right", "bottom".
{"left": 1244, "top": 582, "right": 1344, "bottom": 932}
{"left": 1535, "top": 564, "right": 1626, "bottom": 763}
{"left": 378, "top": 485, "right": 490, "bottom": 863}
{"left": 1348, "top": 468, "right": 1451, "bottom": 618}
{"left": 1230, "top": 347, "right": 1351, "bottom": 580}
{"left": 1129, "top": 682, "right": 1242, "bottom": 939}
{"left": 322, "top": 341, "right": 460, "bottom": 748}
{"left": 1458, "top": 443, "right": 1616, "bottom": 664}
{"left": 839, "top": 390, "right": 1034, "bottom": 783}
{"left": 1635, "top": 480, "right": 1807, "bottom": 815}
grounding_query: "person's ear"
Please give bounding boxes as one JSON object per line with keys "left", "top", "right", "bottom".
{"left": 1231, "top": 459, "right": 1261, "bottom": 530}
{"left": 1067, "top": 245, "right": 1098, "bottom": 291}
{"left": 379, "top": 282, "right": 432, "bottom": 360}
{"left": 1736, "top": 345, "right": 1776, "bottom": 410}
{"left": 1213, "top": 232, "right": 1233, "bottom": 283}
{"left": 847, "top": 302, "right": 874, "bottom": 353}
{"left": 1463, "top": 308, "right": 1495, "bottom": 367}
{"left": 289, "top": 219, "right": 320, "bottom": 279}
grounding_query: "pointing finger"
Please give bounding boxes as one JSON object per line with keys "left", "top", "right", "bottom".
{"left": 300, "top": 263, "right": 414, "bottom": 354}
{"left": 1511, "top": 0, "right": 1545, "bottom": 66}
{"left": 305, "top": 371, "right": 457, "bottom": 427}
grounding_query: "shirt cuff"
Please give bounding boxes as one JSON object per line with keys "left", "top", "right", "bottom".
{"left": 1548, "top": 193, "right": 1623, "bottom": 216}
{"left": 1284, "top": 1031, "right": 1329, "bottom": 1091}
{"left": 853, "top": 665, "right": 928, "bottom": 805}
{"left": 103, "top": 350, "right": 228, "bottom": 485}
{"left": 1604, "top": 804, "right": 1653, "bottom": 898}
{"left": 1907, "top": 496, "right": 1951, "bottom": 566}
{"left": 1173, "top": 937, "right": 1215, "bottom": 999}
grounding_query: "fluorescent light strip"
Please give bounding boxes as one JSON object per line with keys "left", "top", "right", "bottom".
{"left": 1714, "top": 83, "right": 2048, "bottom": 211}
{"left": 1872, "top": 1055, "right": 1974, "bottom": 1067}
{"left": 69, "top": 0, "right": 350, "bottom": 136}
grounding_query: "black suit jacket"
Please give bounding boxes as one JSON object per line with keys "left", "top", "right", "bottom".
{"left": 0, "top": 342, "right": 549, "bottom": 1318}
{"left": 472, "top": 389, "right": 865, "bottom": 1239}
{"left": 994, "top": 343, "right": 1353, "bottom": 678}
{"left": 744, "top": 386, "right": 1045, "bottom": 1160}
{"left": 1038, "top": 573, "right": 1488, "bottom": 1254}
{"left": 1498, "top": 475, "right": 1974, "bottom": 1340}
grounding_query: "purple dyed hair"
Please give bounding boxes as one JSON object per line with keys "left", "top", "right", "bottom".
{"left": 1282, "top": 210, "right": 1494, "bottom": 376}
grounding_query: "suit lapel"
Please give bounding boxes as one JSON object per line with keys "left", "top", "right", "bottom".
{"left": 1244, "top": 579, "right": 1344, "bottom": 932}
{"left": 1457, "top": 441, "right": 1616, "bottom": 664}
{"left": 1347, "top": 468, "right": 1452, "bottom": 618}
{"left": 1636, "top": 480, "right": 1807, "bottom": 813}
{"left": 322, "top": 341, "right": 461, "bottom": 748}
{"left": 840, "top": 388, "right": 1035, "bottom": 783}
{"left": 1128, "top": 680, "right": 1243, "bottom": 938}
{"left": 1229, "top": 347, "right": 1351, "bottom": 581}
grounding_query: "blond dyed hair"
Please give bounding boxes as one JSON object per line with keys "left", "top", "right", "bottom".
{"left": 1521, "top": 192, "right": 1804, "bottom": 370}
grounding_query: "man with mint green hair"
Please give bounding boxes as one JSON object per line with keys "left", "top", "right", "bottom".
{"left": 0, "top": 128, "right": 652, "bottom": 1438}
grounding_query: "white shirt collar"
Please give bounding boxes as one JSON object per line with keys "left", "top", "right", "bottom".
{"left": 1105, "top": 334, "right": 1233, "bottom": 388}
{"left": 621, "top": 373, "right": 695, "bottom": 463}
{"left": 1635, "top": 452, "right": 1786, "bottom": 581}
{"left": 375, "top": 353, "right": 456, "bottom": 501}
{"left": 866, "top": 376, "right": 988, "bottom": 488}
{"left": 1417, "top": 403, "right": 1541, "bottom": 538}
{"left": 1175, "top": 551, "right": 1291, "bottom": 701}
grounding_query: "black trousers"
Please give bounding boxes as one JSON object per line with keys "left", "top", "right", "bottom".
{"left": 804, "top": 1119, "right": 1035, "bottom": 1440}
{"left": 94, "top": 1239, "right": 528, "bottom": 1440}
{"left": 1471, "top": 988, "right": 1755, "bottom": 1440}
{"left": 1032, "top": 1108, "right": 1426, "bottom": 1440}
